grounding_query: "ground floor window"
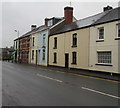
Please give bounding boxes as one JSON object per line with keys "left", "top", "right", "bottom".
{"left": 53, "top": 52, "right": 57, "bottom": 63}
{"left": 32, "top": 50, "right": 34, "bottom": 60}
{"left": 72, "top": 52, "right": 77, "bottom": 64}
{"left": 97, "top": 51, "right": 112, "bottom": 64}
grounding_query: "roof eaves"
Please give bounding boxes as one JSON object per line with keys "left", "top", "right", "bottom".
{"left": 49, "top": 24, "right": 93, "bottom": 36}
{"left": 92, "top": 18, "right": 120, "bottom": 26}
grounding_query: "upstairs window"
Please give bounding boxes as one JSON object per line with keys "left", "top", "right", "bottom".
{"left": 98, "top": 27, "right": 104, "bottom": 40}
{"left": 33, "top": 37, "right": 35, "bottom": 46}
{"left": 43, "top": 34, "right": 46, "bottom": 45}
{"left": 72, "top": 33, "right": 77, "bottom": 47}
{"left": 72, "top": 52, "right": 77, "bottom": 64}
{"left": 118, "top": 24, "right": 120, "bottom": 38}
{"left": 54, "top": 37, "right": 57, "bottom": 49}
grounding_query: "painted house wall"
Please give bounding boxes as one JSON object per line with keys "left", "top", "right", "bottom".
{"left": 118, "top": 39, "right": 120, "bottom": 73}
{"left": 49, "top": 28, "right": 89, "bottom": 69}
{"left": 89, "top": 21, "right": 120, "bottom": 73}
{"left": 29, "top": 33, "right": 38, "bottom": 64}
{"left": 38, "top": 30, "right": 48, "bottom": 66}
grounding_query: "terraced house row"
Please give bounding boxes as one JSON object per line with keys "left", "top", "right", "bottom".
{"left": 14, "top": 6, "right": 120, "bottom": 74}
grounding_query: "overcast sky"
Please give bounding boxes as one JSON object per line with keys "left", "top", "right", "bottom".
{"left": 1, "top": 0, "right": 119, "bottom": 48}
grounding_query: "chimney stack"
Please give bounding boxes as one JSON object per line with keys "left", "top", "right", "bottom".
{"left": 45, "top": 18, "right": 49, "bottom": 26}
{"left": 31, "top": 25, "right": 36, "bottom": 30}
{"left": 103, "top": 5, "right": 113, "bottom": 12}
{"left": 64, "top": 6, "right": 73, "bottom": 24}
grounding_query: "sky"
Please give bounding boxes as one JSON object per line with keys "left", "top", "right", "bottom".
{"left": 1, "top": 0, "right": 120, "bottom": 48}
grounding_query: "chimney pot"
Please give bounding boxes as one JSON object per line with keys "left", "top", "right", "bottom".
{"left": 103, "top": 5, "right": 113, "bottom": 12}
{"left": 31, "top": 25, "right": 36, "bottom": 30}
{"left": 45, "top": 18, "right": 49, "bottom": 26}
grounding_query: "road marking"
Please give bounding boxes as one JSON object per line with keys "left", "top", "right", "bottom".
{"left": 39, "top": 68, "right": 120, "bottom": 83}
{"left": 68, "top": 73, "right": 120, "bottom": 83}
{"left": 81, "top": 87, "right": 120, "bottom": 99}
{"left": 36, "top": 73, "right": 63, "bottom": 83}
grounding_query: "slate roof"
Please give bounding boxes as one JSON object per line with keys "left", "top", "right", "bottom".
{"left": 14, "top": 17, "right": 64, "bottom": 41}
{"left": 14, "top": 25, "right": 49, "bottom": 41}
{"left": 93, "top": 7, "right": 120, "bottom": 25}
{"left": 50, "top": 7, "right": 120, "bottom": 36}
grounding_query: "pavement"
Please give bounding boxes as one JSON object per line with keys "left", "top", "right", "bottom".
{"left": 34, "top": 64, "right": 120, "bottom": 82}
{"left": 2, "top": 61, "right": 120, "bottom": 106}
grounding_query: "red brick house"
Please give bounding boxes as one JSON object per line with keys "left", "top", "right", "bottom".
{"left": 19, "top": 36, "right": 30, "bottom": 63}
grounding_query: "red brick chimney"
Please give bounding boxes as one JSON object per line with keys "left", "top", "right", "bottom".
{"left": 64, "top": 6, "right": 73, "bottom": 24}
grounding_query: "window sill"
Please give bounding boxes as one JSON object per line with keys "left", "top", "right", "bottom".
{"left": 71, "top": 63, "right": 77, "bottom": 65}
{"left": 96, "top": 40, "right": 104, "bottom": 42}
{"left": 95, "top": 63, "right": 112, "bottom": 66}
{"left": 72, "top": 45, "right": 77, "bottom": 48}
{"left": 53, "top": 62, "right": 57, "bottom": 64}
{"left": 53, "top": 47, "right": 57, "bottom": 49}
{"left": 115, "top": 37, "right": 120, "bottom": 40}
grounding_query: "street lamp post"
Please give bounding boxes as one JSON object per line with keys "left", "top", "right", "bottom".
{"left": 14, "top": 30, "right": 19, "bottom": 38}
{"left": 14, "top": 30, "right": 20, "bottom": 63}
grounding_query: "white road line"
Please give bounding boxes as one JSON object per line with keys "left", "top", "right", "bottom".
{"left": 36, "top": 74, "right": 63, "bottom": 83}
{"left": 81, "top": 87, "right": 120, "bottom": 99}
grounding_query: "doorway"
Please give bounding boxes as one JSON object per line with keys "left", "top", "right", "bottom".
{"left": 65, "top": 53, "right": 69, "bottom": 68}
{"left": 36, "top": 50, "right": 38, "bottom": 65}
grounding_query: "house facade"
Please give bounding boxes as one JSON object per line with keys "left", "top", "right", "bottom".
{"left": 28, "top": 17, "right": 64, "bottom": 66}
{"left": 49, "top": 6, "right": 120, "bottom": 74}
{"left": 49, "top": 28, "right": 90, "bottom": 70}
{"left": 30, "top": 32, "right": 39, "bottom": 64}
{"left": 13, "top": 6, "right": 75, "bottom": 65}
{"left": 49, "top": 6, "right": 106, "bottom": 69}
{"left": 37, "top": 29, "right": 49, "bottom": 66}
{"left": 14, "top": 26, "right": 36, "bottom": 63}
{"left": 19, "top": 36, "right": 30, "bottom": 63}
{"left": 1, "top": 47, "right": 14, "bottom": 61}
{"left": 89, "top": 7, "right": 120, "bottom": 73}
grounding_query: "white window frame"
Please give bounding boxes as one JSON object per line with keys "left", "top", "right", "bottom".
{"left": 97, "top": 51, "right": 112, "bottom": 65}
{"left": 97, "top": 27, "right": 104, "bottom": 40}
{"left": 43, "top": 34, "right": 46, "bottom": 46}
{"left": 116, "top": 24, "right": 120, "bottom": 38}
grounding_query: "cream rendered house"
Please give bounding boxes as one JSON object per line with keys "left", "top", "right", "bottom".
{"left": 49, "top": 6, "right": 120, "bottom": 74}
{"left": 89, "top": 7, "right": 120, "bottom": 74}
{"left": 49, "top": 6, "right": 107, "bottom": 70}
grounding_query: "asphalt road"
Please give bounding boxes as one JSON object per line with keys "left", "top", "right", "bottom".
{"left": 2, "top": 61, "right": 120, "bottom": 106}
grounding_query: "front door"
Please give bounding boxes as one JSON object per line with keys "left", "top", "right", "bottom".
{"left": 36, "top": 50, "right": 38, "bottom": 65}
{"left": 65, "top": 53, "right": 69, "bottom": 68}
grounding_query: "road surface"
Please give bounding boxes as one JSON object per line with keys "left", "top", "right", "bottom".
{"left": 2, "top": 61, "right": 120, "bottom": 106}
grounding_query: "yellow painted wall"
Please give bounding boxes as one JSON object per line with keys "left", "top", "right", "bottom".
{"left": 29, "top": 33, "right": 38, "bottom": 64}
{"left": 89, "top": 21, "right": 119, "bottom": 73}
{"left": 49, "top": 28, "right": 89, "bottom": 70}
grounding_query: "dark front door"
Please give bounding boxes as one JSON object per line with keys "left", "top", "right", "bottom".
{"left": 65, "top": 53, "right": 69, "bottom": 68}
{"left": 36, "top": 50, "right": 38, "bottom": 65}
